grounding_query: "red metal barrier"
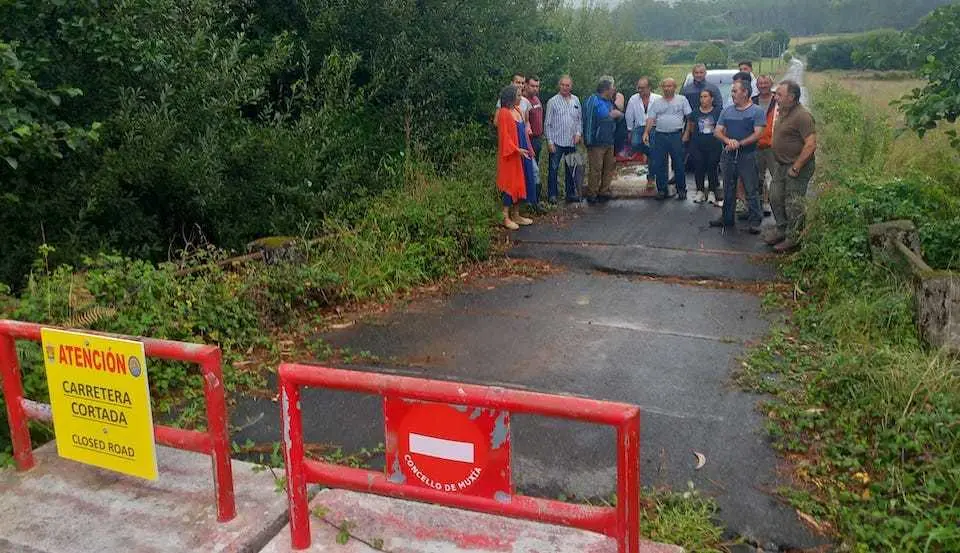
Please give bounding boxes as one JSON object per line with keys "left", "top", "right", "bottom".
{"left": 279, "top": 363, "right": 641, "bottom": 552}
{"left": 0, "top": 320, "right": 236, "bottom": 522}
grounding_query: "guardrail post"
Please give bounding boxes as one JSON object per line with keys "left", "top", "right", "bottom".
{"left": 0, "top": 333, "right": 33, "bottom": 470}
{"left": 201, "top": 349, "right": 236, "bottom": 522}
{"left": 617, "top": 410, "right": 641, "bottom": 553}
{"left": 280, "top": 374, "right": 310, "bottom": 549}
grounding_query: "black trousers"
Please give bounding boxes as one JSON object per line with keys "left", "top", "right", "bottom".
{"left": 689, "top": 137, "right": 722, "bottom": 193}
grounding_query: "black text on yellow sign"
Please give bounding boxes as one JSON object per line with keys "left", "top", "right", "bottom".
{"left": 42, "top": 328, "right": 158, "bottom": 480}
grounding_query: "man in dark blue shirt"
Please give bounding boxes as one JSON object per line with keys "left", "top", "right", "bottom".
{"left": 710, "top": 80, "right": 766, "bottom": 233}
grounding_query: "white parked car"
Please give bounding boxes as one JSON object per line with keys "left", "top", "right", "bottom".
{"left": 682, "top": 69, "right": 741, "bottom": 108}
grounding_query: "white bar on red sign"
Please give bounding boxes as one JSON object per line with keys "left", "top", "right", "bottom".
{"left": 408, "top": 433, "right": 475, "bottom": 463}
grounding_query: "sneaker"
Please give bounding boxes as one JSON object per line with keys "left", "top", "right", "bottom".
{"left": 693, "top": 190, "right": 706, "bottom": 203}
{"left": 716, "top": 199, "right": 724, "bottom": 208}
{"left": 709, "top": 218, "right": 733, "bottom": 228}
{"left": 676, "top": 190, "right": 687, "bottom": 200}
{"left": 707, "top": 191, "right": 717, "bottom": 205}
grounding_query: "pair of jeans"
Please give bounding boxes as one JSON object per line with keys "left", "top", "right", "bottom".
{"left": 547, "top": 145, "right": 578, "bottom": 200}
{"left": 652, "top": 131, "right": 685, "bottom": 195}
{"left": 721, "top": 149, "right": 761, "bottom": 226}
{"left": 770, "top": 159, "right": 815, "bottom": 236}
{"left": 630, "top": 127, "right": 656, "bottom": 182}
{"left": 689, "top": 137, "right": 722, "bottom": 193}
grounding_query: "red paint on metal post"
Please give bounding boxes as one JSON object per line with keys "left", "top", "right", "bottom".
{"left": 0, "top": 320, "right": 236, "bottom": 522}
{"left": 0, "top": 334, "right": 33, "bottom": 470}
{"left": 279, "top": 363, "right": 642, "bottom": 552}
{"left": 618, "top": 413, "right": 642, "bottom": 553}
{"left": 200, "top": 349, "right": 236, "bottom": 522}
{"left": 280, "top": 377, "right": 310, "bottom": 550}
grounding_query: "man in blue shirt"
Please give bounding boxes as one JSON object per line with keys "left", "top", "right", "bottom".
{"left": 710, "top": 81, "right": 766, "bottom": 233}
{"left": 582, "top": 76, "right": 623, "bottom": 203}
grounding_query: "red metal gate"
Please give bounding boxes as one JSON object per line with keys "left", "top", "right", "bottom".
{"left": 0, "top": 320, "right": 236, "bottom": 522}
{"left": 279, "top": 363, "right": 641, "bottom": 552}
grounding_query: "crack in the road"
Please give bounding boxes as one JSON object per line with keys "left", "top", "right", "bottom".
{"left": 511, "top": 238, "right": 776, "bottom": 260}
{"left": 576, "top": 319, "right": 741, "bottom": 344}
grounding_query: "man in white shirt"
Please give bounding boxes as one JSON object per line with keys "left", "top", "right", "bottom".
{"left": 643, "top": 78, "right": 692, "bottom": 200}
{"left": 625, "top": 77, "right": 661, "bottom": 188}
{"left": 544, "top": 75, "right": 583, "bottom": 202}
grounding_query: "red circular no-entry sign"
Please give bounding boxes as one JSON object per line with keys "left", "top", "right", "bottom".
{"left": 384, "top": 398, "right": 511, "bottom": 499}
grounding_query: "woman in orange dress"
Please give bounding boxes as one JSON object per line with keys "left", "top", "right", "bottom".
{"left": 496, "top": 85, "right": 533, "bottom": 230}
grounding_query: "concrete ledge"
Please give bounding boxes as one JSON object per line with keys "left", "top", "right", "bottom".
{"left": 260, "top": 488, "right": 685, "bottom": 553}
{"left": 0, "top": 442, "right": 288, "bottom": 553}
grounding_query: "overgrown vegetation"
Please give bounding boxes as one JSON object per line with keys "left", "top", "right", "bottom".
{"left": 738, "top": 79, "right": 960, "bottom": 550}
{"left": 0, "top": 154, "right": 498, "bottom": 460}
{"left": 0, "top": 0, "right": 660, "bottom": 290}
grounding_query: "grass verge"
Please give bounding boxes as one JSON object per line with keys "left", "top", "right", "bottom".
{"left": 738, "top": 76, "right": 960, "bottom": 551}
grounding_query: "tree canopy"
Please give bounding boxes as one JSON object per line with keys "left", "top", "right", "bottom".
{"left": 899, "top": 4, "right": 960, "bottom": 146}
{"left": 616, "top": 0, "right": 955, "bottom": 40}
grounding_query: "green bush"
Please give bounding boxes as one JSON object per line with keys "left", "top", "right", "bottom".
{"left": 806, "top": 30, "right": 914, "bottom": 71}
{"left": 695, "top": 44, "right": 726, "bottom": 69}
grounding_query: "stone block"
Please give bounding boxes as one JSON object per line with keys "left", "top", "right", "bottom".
{"left": 0, "top": 442, "right": 288, "bottom": 553}
{"left": 260, "top": 488, "right": 685, "bottom": 553}
{"left": 917, "top": 272, "right": 960, "bottom": 355}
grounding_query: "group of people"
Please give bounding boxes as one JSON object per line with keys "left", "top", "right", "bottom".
{"left": 494, "top": 62, "right": 816, "bottom": 252}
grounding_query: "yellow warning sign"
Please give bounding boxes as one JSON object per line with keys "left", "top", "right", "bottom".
{"left": 42, "top": 328, "right": 158, "bottom": 480}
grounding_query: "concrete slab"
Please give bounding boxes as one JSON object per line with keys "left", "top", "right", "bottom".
{"left": 259, "top": 488, "right": 685, "bottom": 553}
{"left": 0, "top": 442, "right": 288, "bottom": 553}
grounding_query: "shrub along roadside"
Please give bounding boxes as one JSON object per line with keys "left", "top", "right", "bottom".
{"left": 0, "top": 155, "right": 499, "bottom": 463}
{"left": 737, "top": 83, "right": 960, "bottom": 550}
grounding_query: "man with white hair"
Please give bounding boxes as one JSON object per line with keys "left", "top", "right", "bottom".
{"left": 643, "top": 78, "right": 692, "bottom": 200}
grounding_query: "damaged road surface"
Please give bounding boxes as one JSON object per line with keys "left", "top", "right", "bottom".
{"left": 234, "top": 198, "right": 829, "bottom": 550}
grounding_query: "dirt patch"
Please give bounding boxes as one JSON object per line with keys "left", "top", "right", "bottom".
{"left": 617, "top": 273, "right": 794, "bottom": 296}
